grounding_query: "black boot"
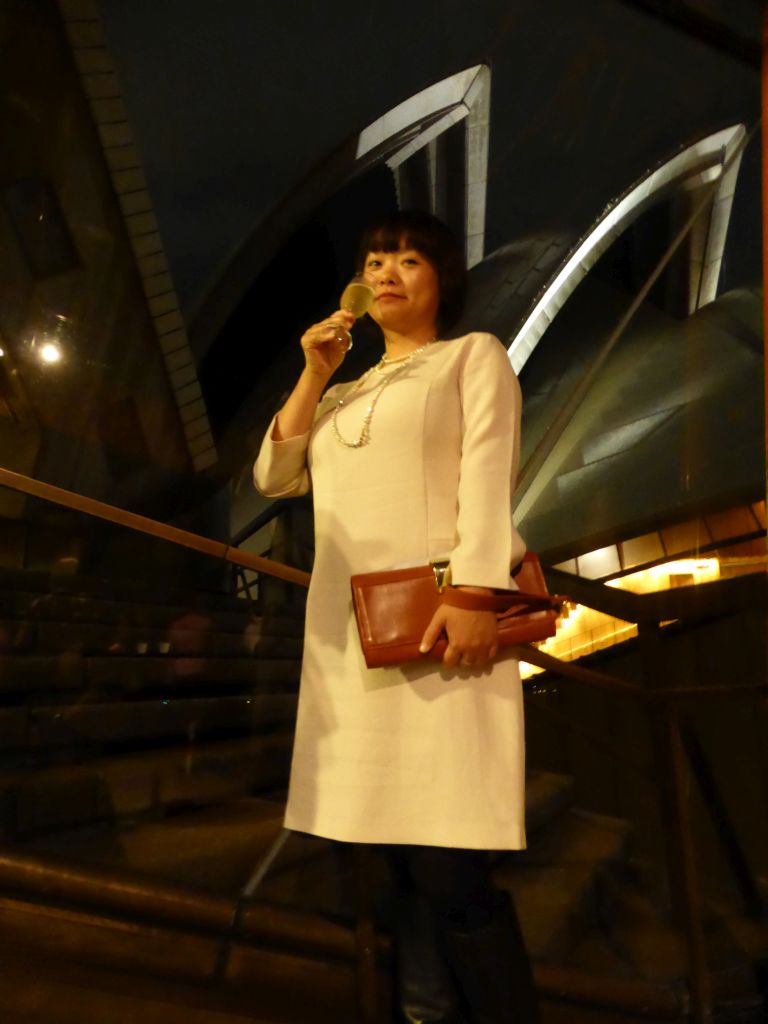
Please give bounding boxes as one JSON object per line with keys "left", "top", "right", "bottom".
{"left": 439, "top": 890, "right": 540, "bottom": 1024}
{"left": 393, "top": 893, "right": 468, "bottom": 1023}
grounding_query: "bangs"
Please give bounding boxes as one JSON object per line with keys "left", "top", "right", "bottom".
{"left": 356, "top": 210, "right": 444, "bottom": 266}
{"left": 361, "top": 222, "right": 436, "bottom": 260}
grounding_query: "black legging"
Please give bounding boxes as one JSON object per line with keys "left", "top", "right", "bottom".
{"left": 383, "top": 844, "right": 503, "bottom": 931}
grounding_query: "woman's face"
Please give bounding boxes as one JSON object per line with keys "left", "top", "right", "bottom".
{"left": 363, "top": 242, "right": 440, "bottom": 336}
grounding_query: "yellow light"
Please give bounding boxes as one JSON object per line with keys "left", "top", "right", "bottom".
{"left": 607, "top": 558, "right": 720, "bottom": 593}
{"left": 522, "top": 554, "right": 737, "bottom": 681}
{"left": 520, "top": 662, "right": 544, "bottom": 679}
{"left": 39, "top": 342, "right": 62, "bottom": 365}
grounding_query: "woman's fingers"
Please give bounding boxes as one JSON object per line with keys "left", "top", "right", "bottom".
{"left": 443, "top": 644, "right": 461, "bottom": 667}
{"left": 316, "top": 322, "right": 350, "bottom": 345}
{"left": 439, "top": 607, "right": 498, "bottom": 668}
{"left": 454, "top": 648, "right": 492, "bottom": 668}
{"left": 301, "top": 311, "right": 356, "bottom": 373}
{"left": 313, "top": 311, "right": 355, "bottom": 338}
{"left": 419, "top": 606, "right": 448, "bottom": 654}
{"left": 304, "top": 325, "right": 345, "bottom": 354}
{"left": 445, "top": 645, "right": 491, "bottom": 669}
{"left": 420, "top": 607, "right": 498, "bottom": 667}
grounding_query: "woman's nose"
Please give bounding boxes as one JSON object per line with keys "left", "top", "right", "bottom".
{"left": 377, "top": 260, "right": 398, "bottom": 282}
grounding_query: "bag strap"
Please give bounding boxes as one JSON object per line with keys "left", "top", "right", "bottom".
{"left": 441, "top": 587, "right": 562, "bottom": 614}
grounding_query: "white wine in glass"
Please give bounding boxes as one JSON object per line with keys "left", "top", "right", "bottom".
{"left": 340, "top": 274, "right": 375, "bottom": 318}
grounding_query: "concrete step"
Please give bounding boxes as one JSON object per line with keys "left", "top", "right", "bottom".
{"left": 561, "top": 890, "right": 768, "bottom": 1019}
{"left": 18, "top": 796, "right": 352, "bottom": 916}
{"left": 0, "top": 896, "right": 359, "bottom": 1024}
{"left": 540, "top": 1004, "right": 677, "bottom": 1024}
{"left": 0, "top": 847, "right": 694, "bottom": 1023}
{"left": 0, "top": 565, "right": 271, "bottom": 611}
{"left": 524, "top": 768, "right": 575, "bottom": 836}
{"left": 21, "top": 798, "right": 291, "bottom": 894}
{"left": 85, "top": 654, "right": 300, "bottom": 694}
{"left": 0, "top": 911, "right": 686, "bottom": 1024}
{"left": 0, "top": 951, "right": 281, "bottom": 1024}
{"left": 495, "top": 809, "right": 632, "bottom": 959}
{"left": 0, "top": 805, "right": 696, "bottom": 1024}
{"left": 77, "top": 772, "right": 581, "bottom": 909}
{"left": 0, "top": 588, "right": 242, "bottom": 626}
{"left": 2, "top": 733, "right": 293, "bottom": 840}
{"left": 20, "top": 693, "right": 298, "bottom": 750}
{"left": 6, "top": 618, "right": 304, "bottom": 657}
{"left": 576, "top": 872, "right": 768, "bottom": 1002}
{"left": 0, "top": 946, "right": 687, "bottom": 1024}
{"left": 0, "top": 586, "right": 304, "bottom": 636}
{"left": 255, "top": 833, "right": 358, "bottom": 919}
{"left": 14, "top": 773, "right": 581, "bottom": 916}
{"left": 0, "top": 653, "right": 300, "bottom": 697}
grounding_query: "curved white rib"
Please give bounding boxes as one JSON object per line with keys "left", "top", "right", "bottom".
{"left": 507, "top": 124, "right": 746, "bottom": 373}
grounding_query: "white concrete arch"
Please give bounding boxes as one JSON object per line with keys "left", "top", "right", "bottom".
{"left": 507, "top": 124, "right": 747, "bottom": 373}
{"left": 356, "top": 65, "right": 491, "bottom": 267}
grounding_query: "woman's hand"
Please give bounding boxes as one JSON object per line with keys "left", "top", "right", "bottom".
{"left": 272, "top": 309, "right": 355, "bottom": 442}
{"left": 419, "top": 590, "right": 498, "bottom": 668}
{"left": 301, "top": 310, "right": 356, "bottom": 380}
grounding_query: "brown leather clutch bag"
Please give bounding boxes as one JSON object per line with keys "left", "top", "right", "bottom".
{"left": 350, "top": 553, "right": 563, "bottom": 669}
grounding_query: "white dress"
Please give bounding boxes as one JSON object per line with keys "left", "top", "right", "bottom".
{"left": 254, "top": 332, "right": 528, "bottom": 849}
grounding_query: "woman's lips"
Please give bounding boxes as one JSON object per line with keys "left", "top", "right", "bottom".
{"left": 377, "top": 293, "right": 405, "bottom": 301}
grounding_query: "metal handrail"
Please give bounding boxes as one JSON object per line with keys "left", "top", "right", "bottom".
{"left": 0, "top": 466, "right": 311, "bottom": 589}
{"left": 513, "top": 642, "right": 768, "bottom": 702}
{"left": 230, "top": 497, "right": 293, "bottom": 548}
{"left": 0, "top": 460, "right": 762, "bottom": 703}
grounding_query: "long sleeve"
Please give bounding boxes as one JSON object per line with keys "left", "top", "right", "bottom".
{"left": 449, "top": 333, "right": 526, "bottom": 589}
{"left": 253, "top": 414, "right": 311, "bottom": 498}
{"left": 253, "top": 383, "right": 349, "bottom": 498}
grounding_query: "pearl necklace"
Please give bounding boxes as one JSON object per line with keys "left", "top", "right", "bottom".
{"left": 331, "top": 342, "right": 433, "bottom": 449}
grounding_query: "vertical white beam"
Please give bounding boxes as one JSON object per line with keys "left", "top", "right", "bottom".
{"left": 464, "top": 66, "right": 491, "bottom": 268}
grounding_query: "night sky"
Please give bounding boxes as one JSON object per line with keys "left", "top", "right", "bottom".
{"left": 96, "top": 0, "right": 762, "bottom": 439}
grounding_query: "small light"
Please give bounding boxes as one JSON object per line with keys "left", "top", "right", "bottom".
{"left": 0, "top": 348, "right": 5, "bottom": 357}
{"left": 40, "top": 342, "right": 62, "bottom": 364}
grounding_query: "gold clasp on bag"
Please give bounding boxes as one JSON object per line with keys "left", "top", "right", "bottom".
{"left": 430, "top": 560, "right": 452, "bottom": 593}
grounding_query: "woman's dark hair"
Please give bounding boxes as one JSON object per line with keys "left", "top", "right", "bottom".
{"left": 356, "top": 210, "right": 467, "bottom": 334}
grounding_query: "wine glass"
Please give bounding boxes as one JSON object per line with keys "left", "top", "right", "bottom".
{"left": 335, "top": 273, "right": 375, "bottom": 348}
{"left": 340, "top": 273, "right": 375, "bottom": 318}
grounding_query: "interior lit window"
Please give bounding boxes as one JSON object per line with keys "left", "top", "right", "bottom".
{"left": 606, "top": 557, "right": 720, "bottom": 593}
{"left": 521, "top": 548, "right": 766, "bottom": 679}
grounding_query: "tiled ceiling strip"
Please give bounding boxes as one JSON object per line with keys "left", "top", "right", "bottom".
{"left": 55, "top": 0, "right": 218, "bottom": 472}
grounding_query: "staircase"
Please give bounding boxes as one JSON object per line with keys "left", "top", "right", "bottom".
{"left": 0, "top": 567, "right": 764, "bottom": 1022}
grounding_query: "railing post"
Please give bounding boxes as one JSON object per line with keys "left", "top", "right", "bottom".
{"left": 639, "top": 622, "right": 713, "bottom": 1024}
{"left": 657, "top": 704, "right": 714, "bottom": 1024}
{"left": 762, "top": 0, "right": 768, "bottom": 516}
{"left": 679, "top": 718, "right": 765, "bottom": 922}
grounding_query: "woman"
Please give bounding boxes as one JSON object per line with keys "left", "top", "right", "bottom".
{"left": 255, "top": 211, "right": 538, "bottom": 1023}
